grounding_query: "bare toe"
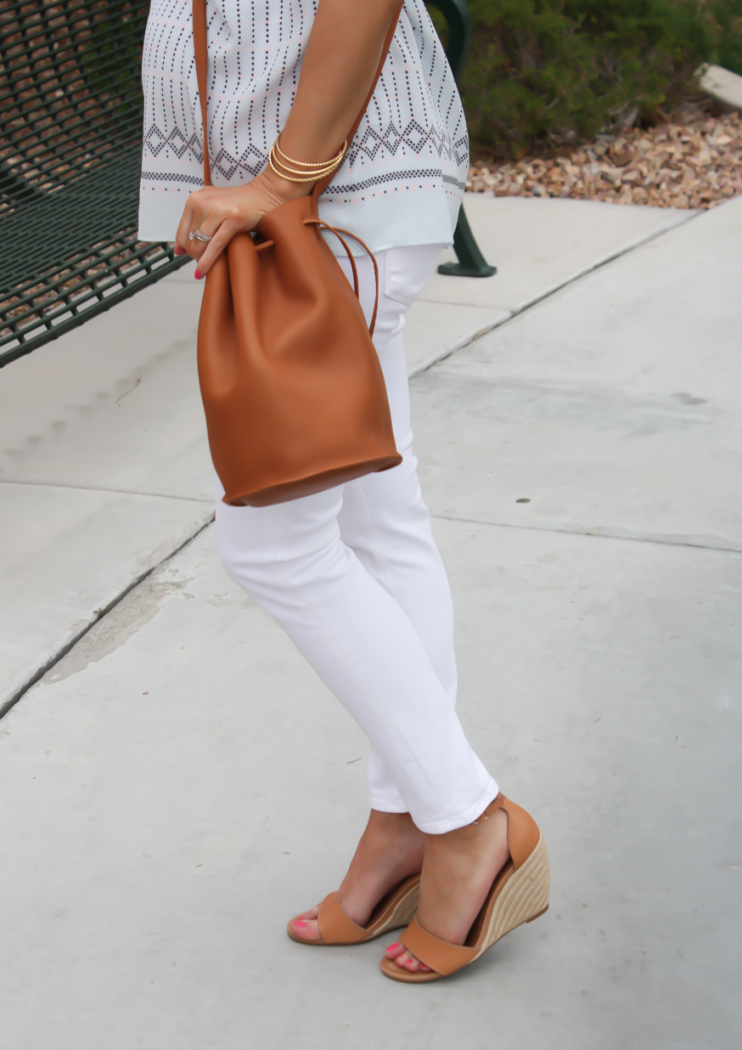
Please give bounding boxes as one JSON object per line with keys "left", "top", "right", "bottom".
{"left": 385, "top": 941, "right": 405, "bottom": 959}
{"left": 404, "top": 953, "right": 422, "bottom": 972}
{"left": 291, "top": 918, "right": 322, "bottom": 941}
{"left": 394, "top": 949, "right": 415, "bottom": 969}
{"left": 290, "top": 907, "right": 323, "bottom": 942}
{"left": 393, "top": 949, "right": 430, "bottom": 972}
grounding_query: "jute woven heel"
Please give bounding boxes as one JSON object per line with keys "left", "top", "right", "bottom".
{"left": 288, "top": 873, "right": 420, "bottom": 946}
{"left": 379, "top": 794, "right": 550, "bottom": 983}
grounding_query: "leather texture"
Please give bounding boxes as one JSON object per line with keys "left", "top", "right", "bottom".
{"left": 316, "top": 891, "right": 371, "bottom": 945}
{"left": 381, "top": 794, "right": 550, "bottom": 983}
{"left": 476, "top": 792, "right": 540, "bottom": 870}
{"left": 193, "top": 0, "right": 405, "bottom": 506}
{"left": 399, "top": 917, "right": 477, "bottom": 976}
{"left": 286, "top": 873, "right": 420, "bottom": 946}
{"left": 500, "top": 796, "right": 541, "bottom": 871}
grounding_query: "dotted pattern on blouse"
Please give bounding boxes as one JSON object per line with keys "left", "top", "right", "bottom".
{"left": 139, "top": 0, "right": 468, "bottom": 242}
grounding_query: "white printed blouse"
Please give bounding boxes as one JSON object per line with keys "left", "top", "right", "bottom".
{"left": 137, "top": 0, "right": 468, "bottom": 252}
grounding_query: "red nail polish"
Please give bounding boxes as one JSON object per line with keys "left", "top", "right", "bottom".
{"left": 294, "top": 920, "right": 307, "bottom": 927}
{"left": 388, "top": 943, "right": 399, "bottom": 951}
{"left": 194, "top": 269, "right": 203, "bottom": 280}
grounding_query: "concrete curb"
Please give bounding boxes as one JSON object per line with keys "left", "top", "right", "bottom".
{"left": 699, "top": 64, "right": 742, "bottom": 113}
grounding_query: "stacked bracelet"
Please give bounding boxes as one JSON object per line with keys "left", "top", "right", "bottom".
{"left": 268, "top": 136, "right": 348, "bottom": 183}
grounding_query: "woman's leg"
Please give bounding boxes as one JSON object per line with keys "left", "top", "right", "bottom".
{"left": 335, "top": 251, "right": 512, "bottom": 975}
{"left": 340, "top": 455, "right": 458, "bottom": 814}
{"left": 215, "top": 470, "right": 496, "bottom": 834}
{"left": 334, "top": 250, "right": 515, "bottom": 974}
{"left": 337, "top": 245, "right": 458, "bottom": 815}
{"left": 347, "top": 250, "right": 513, "bottom": 975}
{"left": 214, "top": 243, "right": 499, "bottom": 948}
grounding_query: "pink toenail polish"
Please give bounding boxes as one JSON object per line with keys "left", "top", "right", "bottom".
{"left": 388, "top": 943, "right": 399, "bottom": 951}
{"left": 294, "top": 920, "right": 307, "bottom": 927}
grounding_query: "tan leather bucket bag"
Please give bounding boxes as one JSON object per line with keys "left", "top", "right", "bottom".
{"left": 192, "top": 0, "right": 404, "bottom": 507}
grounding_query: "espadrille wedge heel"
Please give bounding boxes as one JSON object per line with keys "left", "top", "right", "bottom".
{"left": 379, "top": 794, "right": 549, "bottom": 983}
{"left": 288, "top": 873, "right": 420, "bottom": 946}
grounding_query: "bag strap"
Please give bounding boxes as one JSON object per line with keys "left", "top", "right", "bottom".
{"left": 192, "top": 0, "right": 404, "bottom": 191}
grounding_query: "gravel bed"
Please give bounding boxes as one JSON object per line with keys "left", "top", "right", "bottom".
{"left": 468, "top": 103, "right": 742, "bottom": 209}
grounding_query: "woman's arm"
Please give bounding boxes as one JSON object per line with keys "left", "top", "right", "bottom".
{"left": 176, "top": 0, "right": 401, "bottom": 277}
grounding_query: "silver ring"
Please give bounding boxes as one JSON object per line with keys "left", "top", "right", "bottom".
{"left": 188, "top": 228, "right": 212, "bottom": 243}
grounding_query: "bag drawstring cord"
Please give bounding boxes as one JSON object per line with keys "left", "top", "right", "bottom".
{"left": 254, "top": 218, "right": 380, "bottom": 338}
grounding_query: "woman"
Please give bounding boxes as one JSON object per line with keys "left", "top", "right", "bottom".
{"left": 138, "top": 0, "right": 549, "bottom": 982}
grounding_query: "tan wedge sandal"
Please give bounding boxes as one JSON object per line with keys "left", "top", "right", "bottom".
{"left": 287, "top": 873, "right": 420, "bottom": 946}
{"left": 379, "top": 794, "right": 550, "bottom": 982}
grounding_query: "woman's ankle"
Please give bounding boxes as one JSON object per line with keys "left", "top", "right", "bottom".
{"left": 422, "top": 808, "right": 509, "bottom": 865}
{"left": 337, "top": 811, "right": 424, "bottom": 922}
{"left": 368, "top": 809, "right": 416, "bottom": 830}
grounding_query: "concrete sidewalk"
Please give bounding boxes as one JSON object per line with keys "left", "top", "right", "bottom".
{"left": 0, "top": 196, "right": 687, "bottom": 714}
{"left": 1, "top": 195, "right": 740, "bottom": 1048}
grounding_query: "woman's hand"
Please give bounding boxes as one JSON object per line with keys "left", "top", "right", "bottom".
{"left": 174, "top": 168, "right": 307, "bottom": 278}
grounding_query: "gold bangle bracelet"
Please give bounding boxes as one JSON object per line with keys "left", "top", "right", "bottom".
{"left": 267, "top": 152, "right": 339, "bottom": 183}
{"left": 270, "top": 151, "right": 341, "bottom": 175}
{"left": 270, "top": 159, "right": 341, "bottom": 179}
{"left": 274, "top": 138, "right": 348, "bottom": 170}
{"left": 268, "top": 144, "right": 345, "bottom": 182}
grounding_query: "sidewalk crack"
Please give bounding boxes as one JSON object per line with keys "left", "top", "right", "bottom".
{"left": 409, "top": 209, "right": 701, "bottom": 379}
{"left": 0, "top": 515, "right": 215, "bottom": 722}
{"left": 0, "top": 478, "right": 213, "bottom": 503}
{"left": 431, "top": 512, "right": 742, "bottom": 554}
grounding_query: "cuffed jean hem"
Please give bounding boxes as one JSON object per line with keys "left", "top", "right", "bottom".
{"left": 409, "top": 779, "right": 500, "bottom": 836}
{"left": 368, "top": 796, "right": 411, "bottom": 815}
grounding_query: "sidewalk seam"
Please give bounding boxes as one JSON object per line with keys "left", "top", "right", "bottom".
{"left": 0, "top": 478, "right": 214, "bottom": 503}
{"left": 432, "top": 512, "right": 742, "bottom": 554}
{"left": 408, "top": 209, "right": 702, "bottom": 379}
{"left": 0, "top": 514, "right": 215, "bottom": 723}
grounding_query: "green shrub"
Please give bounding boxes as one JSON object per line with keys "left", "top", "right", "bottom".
{"left": 458, "top": 0, "right": 742, "bottom": 159}
{"left": 707, "top": 0, "right": 742, "bottom": 73}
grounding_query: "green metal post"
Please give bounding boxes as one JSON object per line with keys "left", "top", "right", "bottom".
{"left": 426, "top": 0, "right": 496, "bottom": 278}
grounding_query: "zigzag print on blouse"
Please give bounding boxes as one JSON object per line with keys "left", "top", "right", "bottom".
{"left": 143, "top": 120, "right": 469, "bottom": 181}
{"left": 139, "top": 0, "right": 468, "bottom": 192}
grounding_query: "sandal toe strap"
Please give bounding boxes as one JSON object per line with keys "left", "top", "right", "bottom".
{"left": 316, "top": 891, "right": 370, "bottom": 944}
{"left": 400, "top": 918, "right": 478, "bottom": 976}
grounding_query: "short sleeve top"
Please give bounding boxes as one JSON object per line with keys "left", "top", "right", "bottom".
{"left": 138, "top": 0, "right": 468, "bottom": 252}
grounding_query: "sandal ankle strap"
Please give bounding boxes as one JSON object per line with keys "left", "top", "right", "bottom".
{"left": 473, "top": 793, "right": 541, "bottom": 870}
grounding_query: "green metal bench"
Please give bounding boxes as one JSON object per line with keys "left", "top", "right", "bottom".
{"left": 0, "top": 0, "right": 187, "bottom": 368}
{"left": 0, "top": 0, "right": 493, "bottom": 370}
{"left": 427, "top": 0, "right": 496, "bottom": 278}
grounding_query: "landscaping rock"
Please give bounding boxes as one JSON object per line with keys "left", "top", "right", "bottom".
{"left": 469, "top": 103, "right": 742, "bottom": 210}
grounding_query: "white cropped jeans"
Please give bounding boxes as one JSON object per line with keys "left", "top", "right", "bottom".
{"left": 215, "top": 243, "right": 498, "bottom": 834}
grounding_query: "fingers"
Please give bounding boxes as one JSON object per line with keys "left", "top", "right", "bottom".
{"left": 191, "top": 219, "right": 239, "bottom": 276}
{"left": 175, "top": 192, "right": 244, "bottom": 277}
{"left": 175, "top": 197, "right": 197, "bottom": 254}
{"left": 175, "top": 181, "right": 279, "bottom": 278}
{"left": 174, "top": 190, "right": 221, "bottom": 275}
{"left": 175, "top": 223, "right": 223, "bottom": 278}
